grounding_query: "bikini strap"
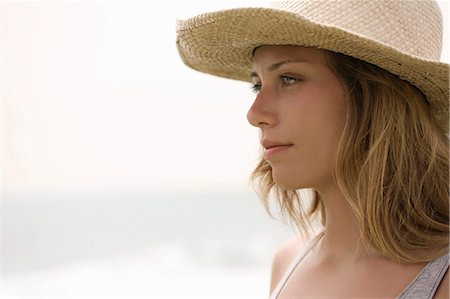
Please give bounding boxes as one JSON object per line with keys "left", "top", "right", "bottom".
{"left": 269, "top": 233, "right": 323, "bottom": 299}
{"left": 397, "top": 253, "right": 449, "bottom": 299}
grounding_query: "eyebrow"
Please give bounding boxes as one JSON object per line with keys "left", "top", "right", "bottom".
{"left": 250, "top": 59, "right": 308, "bottom": 79}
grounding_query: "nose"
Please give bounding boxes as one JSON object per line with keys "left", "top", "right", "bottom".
{"left": 246, "top": 88, "right": 277, "bottom": 128}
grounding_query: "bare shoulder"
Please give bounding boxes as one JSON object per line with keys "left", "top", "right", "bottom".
{"left": 269, "top": 234, "right": 307, "bottom": 295}
{"left": 433, "top": 269, "right": 449, "bottom": 299}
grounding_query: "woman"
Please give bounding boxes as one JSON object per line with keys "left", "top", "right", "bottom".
{"left": 176, "top": 1, "right": 449, "bottom": 298}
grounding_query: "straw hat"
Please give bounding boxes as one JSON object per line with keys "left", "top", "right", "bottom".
{"left": 176, "top": 0, "right": 449, "bottom": 132}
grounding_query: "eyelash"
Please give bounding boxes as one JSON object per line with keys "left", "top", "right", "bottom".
{"left": 251, "top": 83, "right": 262, "bottom": 93}
{"left": 251, "top": 75, "right": 300, "bottom": 93}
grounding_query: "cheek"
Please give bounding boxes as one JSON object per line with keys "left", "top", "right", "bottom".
{"left": 314, "top": 106, "right": 347, "bottom": 160}
{"left": 311, "top": 82, "right": 347, "bottom": 134}
{"left": 288, "top": 93, "right": 345, "bottom": 138}
{"left": 292, "top": 94, "right": 347, "bottom": 165}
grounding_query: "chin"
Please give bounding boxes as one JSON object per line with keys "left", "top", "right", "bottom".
{"left": 271, "top": 165, "right": 319, "bottom": 190}
{"left": 272, "top": 173, "right": 305, "bottom": 191}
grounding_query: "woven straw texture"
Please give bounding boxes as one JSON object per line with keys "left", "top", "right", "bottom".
{"left": 176, "top": 0, "right": 449, "bottom": 132}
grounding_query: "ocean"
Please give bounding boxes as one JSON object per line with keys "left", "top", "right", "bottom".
{"left": 2, "top": 188, "right": 296, "bottom": 298}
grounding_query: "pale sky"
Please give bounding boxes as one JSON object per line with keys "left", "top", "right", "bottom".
{"left": 1, "top": 1, "right": 449, "bottom": 195}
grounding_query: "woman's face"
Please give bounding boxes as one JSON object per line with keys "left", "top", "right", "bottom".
{"left": 248, "top": 45, "right": 347, "bottom": 191}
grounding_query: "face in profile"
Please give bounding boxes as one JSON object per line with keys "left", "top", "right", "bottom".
{"left": 247, "top": 45, "right": 348, "bottom": 192}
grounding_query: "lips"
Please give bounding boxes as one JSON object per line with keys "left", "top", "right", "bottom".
{"left": 262, "top": 140, "right": 293, "bottom": 149}
{"left": 262, "top": 140, "right": 293, "bottom": 159}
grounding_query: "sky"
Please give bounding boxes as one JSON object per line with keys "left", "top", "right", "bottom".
{"left": 1, "top": 0, "right": 449, "bottom": 195}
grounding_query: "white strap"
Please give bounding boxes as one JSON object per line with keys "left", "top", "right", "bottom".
{"left": 269, "top": 233, "right": 323, "bottom": 299}
{"left": 397, "top": 253, "right": 449, "bottom": 299}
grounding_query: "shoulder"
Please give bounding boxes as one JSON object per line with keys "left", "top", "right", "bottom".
{"left": 433, "top": 268, "right": 449, "bottom": 299}
{"left": 269, "top": 234, "right": 307, "bottom": 295}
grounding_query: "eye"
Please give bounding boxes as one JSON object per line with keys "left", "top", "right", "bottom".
{"left": 251, "top": 83, "right": 262, "bottom": 93}
{"left": 280, "top": 75, "right": 299, "bottom": 86}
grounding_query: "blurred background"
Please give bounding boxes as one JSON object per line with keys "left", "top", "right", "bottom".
{"left": 1, "top": 1, "right": 449, "bottom": 297}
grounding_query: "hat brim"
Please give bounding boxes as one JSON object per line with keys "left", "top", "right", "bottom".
{"left": 176, "top": 7, "right": 449, "bottom": 132}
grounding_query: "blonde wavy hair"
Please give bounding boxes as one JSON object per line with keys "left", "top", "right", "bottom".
{"left": 251, "top": 51, "right": 449, "bottom": 263}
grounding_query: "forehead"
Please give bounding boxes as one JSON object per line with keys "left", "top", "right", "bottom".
{"left": 252, "top": 45, "right": 328, "bottom": 69}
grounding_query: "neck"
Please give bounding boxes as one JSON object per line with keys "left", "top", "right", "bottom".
{"left": 314, "top": 186, "right": 382, "bottom": 261}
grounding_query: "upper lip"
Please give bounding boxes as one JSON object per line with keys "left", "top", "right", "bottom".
{"left": 261, "top": 140, "right": 293, "bottom": 149}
